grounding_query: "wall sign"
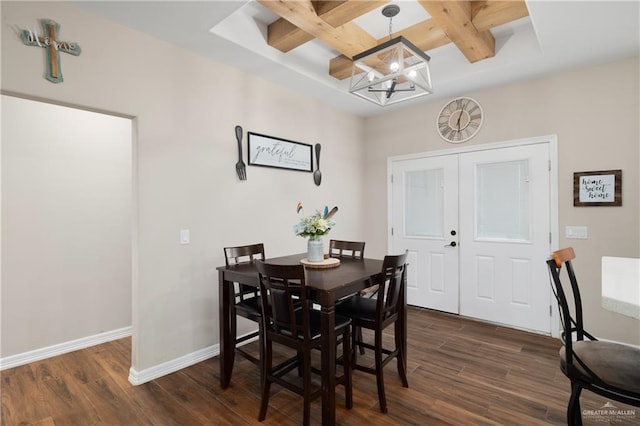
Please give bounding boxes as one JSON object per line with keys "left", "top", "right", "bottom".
{"left": 573, "top": 170, "right": 622, "bottom": 206}
{"left": 247, "top": 132, "right": 312, "bottom": 172}
{"left": 21, "top": 19, "right": 81, "bottom": 83}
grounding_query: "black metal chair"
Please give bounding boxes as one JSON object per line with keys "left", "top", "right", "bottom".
{"left": 256, "top": 261, "right": 353, "bottom": 425}
{"left": 547, "top": 247, "right": 640, "bottom": 425}
{"left": 335, "top": 251, "right": 409, "bottom": 414}
{"left": 223, "top": 243, "right": 265, "bottom": 366}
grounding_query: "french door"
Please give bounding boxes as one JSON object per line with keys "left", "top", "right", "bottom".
{"left": 391, "top": 155, "right": 460, "bottom": 313}
{"left": 390, "top": 142, "right": 552, "bottom": 333}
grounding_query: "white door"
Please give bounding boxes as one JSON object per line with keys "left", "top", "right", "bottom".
{"left": 391, "top": 155, "right": 459, "bottom": 313}
{"left": 390, "top": 142, "right": 552, "bottom": 333}
{"left": 458, "top": 144, "right": 551, "bottom": 332}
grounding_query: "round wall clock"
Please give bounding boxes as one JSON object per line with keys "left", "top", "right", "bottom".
{"left": 437, "top": 97, "right": 483, "bottom": 143}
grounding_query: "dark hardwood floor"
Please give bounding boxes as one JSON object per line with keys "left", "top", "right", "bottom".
{"left": 2, "top": 307, "right": 639, "bottom": 425}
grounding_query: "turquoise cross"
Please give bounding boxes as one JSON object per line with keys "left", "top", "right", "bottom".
{"left": 21, "top": 19, "right": 81, "bottom": 83}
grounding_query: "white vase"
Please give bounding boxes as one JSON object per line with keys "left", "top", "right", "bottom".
{"left": 307, "top": 237, "right": 324, "bottom": 262}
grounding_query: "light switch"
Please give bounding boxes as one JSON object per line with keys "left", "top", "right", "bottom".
{"left": 565, "top": 226, "right": 588, "bottom": 239}
{"left": 180, "top": 229, "right": 190, "bottom": 245}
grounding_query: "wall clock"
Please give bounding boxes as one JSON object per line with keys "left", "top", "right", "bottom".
{"left": 437, "top": 97, "right": 483, "bottom": 143}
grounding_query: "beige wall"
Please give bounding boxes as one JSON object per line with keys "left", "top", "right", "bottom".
{"left": 1, "top": 2, "right": 365, "bottom": 371}
{"left": 363, "top": 57, "right": 640, "bottom": 345}
{"left": 1, "top": 95, "right": 132, "bottom": 357}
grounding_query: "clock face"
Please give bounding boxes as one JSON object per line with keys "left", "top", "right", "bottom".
{"left": 437, "top": 97, "right": 483, "bottom": 143}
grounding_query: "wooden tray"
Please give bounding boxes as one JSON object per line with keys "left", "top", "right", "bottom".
{"left": 300, "top": 257, "right": 340, "bottom": 269}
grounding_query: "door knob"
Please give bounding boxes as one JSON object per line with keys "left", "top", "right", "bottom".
{"left": 444, "top": 241, "right": 457, "bottom": 247}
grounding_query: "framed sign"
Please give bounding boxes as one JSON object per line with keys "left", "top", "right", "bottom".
{"left": 574, "top": 169, "right": 622, "bottom": 206}
{"left": 247, "top": 132, "right": 312, "bottom": 172}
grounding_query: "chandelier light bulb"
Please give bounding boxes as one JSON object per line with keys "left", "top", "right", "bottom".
{"left": 390, "top": 61, "right": 399, "bottom": 72}
{"left": 408, "top": 69, "right": 417, "bottom": 78}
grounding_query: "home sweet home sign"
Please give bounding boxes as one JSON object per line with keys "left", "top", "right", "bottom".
{"left": 21, "top": 19, "right": 81, "bottom": 83}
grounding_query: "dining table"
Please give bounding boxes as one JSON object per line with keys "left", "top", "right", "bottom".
{"left": 217, "top": 253, "right": 407, "bottom": 426}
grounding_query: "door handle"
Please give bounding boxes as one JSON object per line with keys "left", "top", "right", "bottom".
{"left": 444, "top": 241, "right": 457, "bottom": 247}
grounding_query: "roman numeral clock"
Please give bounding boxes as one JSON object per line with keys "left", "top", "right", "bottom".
{"left": 437, "top": 97, "right": 483, "bottom": 143}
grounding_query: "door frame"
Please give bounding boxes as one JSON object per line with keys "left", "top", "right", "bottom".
{"left": 387, "top": 134, "right": 560, "bottom": 337}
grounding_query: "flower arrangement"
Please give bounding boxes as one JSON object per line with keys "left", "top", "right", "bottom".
{"left": 293, "top": 202, "right": 338, "bottom": 240}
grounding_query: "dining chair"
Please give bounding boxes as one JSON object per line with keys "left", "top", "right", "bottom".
{"left": 335, "top": 251, "right": 409, "bottom": 414}
{"left": 223, "top": 243, "right": 265, "bottom": 366}
{"left": 329, "top": 239, "right": 370, "bottom": 355}
{"left": 547, "top": 247, "right": 640, "bottom": 425}
{"left": 329, "top": 239, "right": 365, "bottom": 259}
{"left": 256, "top": 261, "right": 353, "bottom": 425}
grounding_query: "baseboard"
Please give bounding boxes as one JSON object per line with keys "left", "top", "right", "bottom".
{"left": 128, "top": 343, "right": 219, "bottom": 385}
{"left": 128, "top": 332, "right": 258, "bottom": 385}
{"left": 0, "top": 326, "right": 132, "bottom": 371}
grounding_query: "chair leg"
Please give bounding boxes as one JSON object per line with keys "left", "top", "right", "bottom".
{"left": 343, "top": 327, "right": 353, "bottom": 409}
{"left": 395, "top": 319, "right": 408, "bottom": 388}
{"left": 258, "top": 340, "right": 272, "bottom": 421}
{"left": 374, "top": 328, "right": 387, "bottom": 414}
{"left": 297, "top": 350, "right": 304, "bottom": 377}
{"left": 351, "top": 324, "right": 359, "bottom": 367}
{"left": 302, "top": 348, "right": 312, "bottom": 426}
{"left": 356, "top": 326, "right": 365, "bottom": 355}
{"left": 567, "top": 382, "right": 583, "bottom": 426}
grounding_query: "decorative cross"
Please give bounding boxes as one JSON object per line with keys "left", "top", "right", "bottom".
{"left": 21, "top": 19, "right": 81, "bottom": 83}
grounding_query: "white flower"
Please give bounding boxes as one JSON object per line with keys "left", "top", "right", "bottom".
{"left": 294, "top": 203, "right": 337, "bottom": 239}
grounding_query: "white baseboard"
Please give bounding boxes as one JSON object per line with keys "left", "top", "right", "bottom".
{"left": 0, "top": 326, "right": 132, "bottom": 371}
{"left": 128, "top": 343, "right": 220, "bottom": 385}
{"left": 128, "top": 331, "right": 258, "bottom": 385}
{"left": 0, "top": 327, "right": 260, "bottom": 386}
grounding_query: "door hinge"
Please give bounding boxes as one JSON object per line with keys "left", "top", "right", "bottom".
{"left": 391, "top": 227, "right": 394, "bottom": 236}
{"left": 550, "top": 305, "right": 553, "bottom": 316}
{"left": 549, "top": 232, "right": 552, "bottom": 244}
{"left": 390, "top": 174, "right": 394, "bottom": 184}
{"left": 548, "top": 160, "right": 551, "bottom": 171}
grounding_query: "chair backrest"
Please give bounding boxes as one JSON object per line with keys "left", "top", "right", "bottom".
{"left": 376, "top": 251, "right": 408, "bottom": 324}
{"left": 329, "top": 239, "right": 365, "bottom": 260}
{"left": 256, "top": 261, "right": 310, "bottom": 342}
{"left": 224, "top": 243, "right": 265, "bottom": 266}
{"left": 547, "top": 247, "right": 593, "bottom": 366}
{"left": 224, "top": 243, "right": 265, "bottom": 303}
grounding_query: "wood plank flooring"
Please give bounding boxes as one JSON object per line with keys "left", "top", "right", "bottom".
{"left": 2, "top": 307, "right": 639, "bottom": 425}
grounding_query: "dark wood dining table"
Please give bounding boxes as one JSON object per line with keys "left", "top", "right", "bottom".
{"left": 217, "top": 253, "right": 407, "bottom": 426}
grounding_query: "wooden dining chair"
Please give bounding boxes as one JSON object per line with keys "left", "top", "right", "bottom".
{"left": 329, "top": 239, "right": 370, "bottom": 354}
{"left": 329, "top": 239, "right": 365, "bottom": 259}
{"left": 223, "top": 243, "right": 265, "bottom": 366}
{"left": 335, "top": 251, "right": 409, "bottom": 414}
{"left": 256, "top": 261, "right": 353, "bottom": 425}
{"left": 547, "top": 247, "right": 640, "bottom": 425}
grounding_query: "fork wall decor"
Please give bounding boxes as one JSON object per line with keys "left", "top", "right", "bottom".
{"left": 234, "top": 125, "right": 247, "bottom": 180}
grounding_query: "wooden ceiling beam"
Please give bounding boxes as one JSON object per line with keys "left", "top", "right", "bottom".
{"left": 329, "top": 19, "right": 449, "bottom": 80}
{"left": 418, "top": 1, "right": 495, "bottom": 63}
{"left": 471, "top": 1, "right": 530, "bottom": 29}
{"left": 266, "top": 0, "right": 388, "bottom": 53}
{"left": 328, "top": 0, "right": 528, "bottom": 80}
{"left": 258, "top": 0, "right": 377, "bottom": 58}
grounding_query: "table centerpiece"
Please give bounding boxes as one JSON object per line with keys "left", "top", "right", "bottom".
{"left": 294, "top": 202, "right": 337, "bottom": 262}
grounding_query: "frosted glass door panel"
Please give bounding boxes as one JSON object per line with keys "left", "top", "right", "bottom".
{"left": 476, "top": 160, "right": 530, "bottom": 241}
{"left": 405, "top": 169, "right": 444, "bottom": 237}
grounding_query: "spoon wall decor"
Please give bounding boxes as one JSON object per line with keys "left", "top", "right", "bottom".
{"left": 313, "top": 143, "right": 322, "bottom": 186}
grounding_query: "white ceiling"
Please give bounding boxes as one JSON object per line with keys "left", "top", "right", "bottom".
{"left": 73, "top": 1, "right": 640, "bottom": 117}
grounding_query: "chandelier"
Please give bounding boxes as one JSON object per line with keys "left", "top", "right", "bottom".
{"left": 349, "top": 4, "right": 433, "bottom": 107}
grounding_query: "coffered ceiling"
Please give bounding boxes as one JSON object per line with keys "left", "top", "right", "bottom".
{"left": 74, "top": 1, "right": 640, "bottom": 117}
